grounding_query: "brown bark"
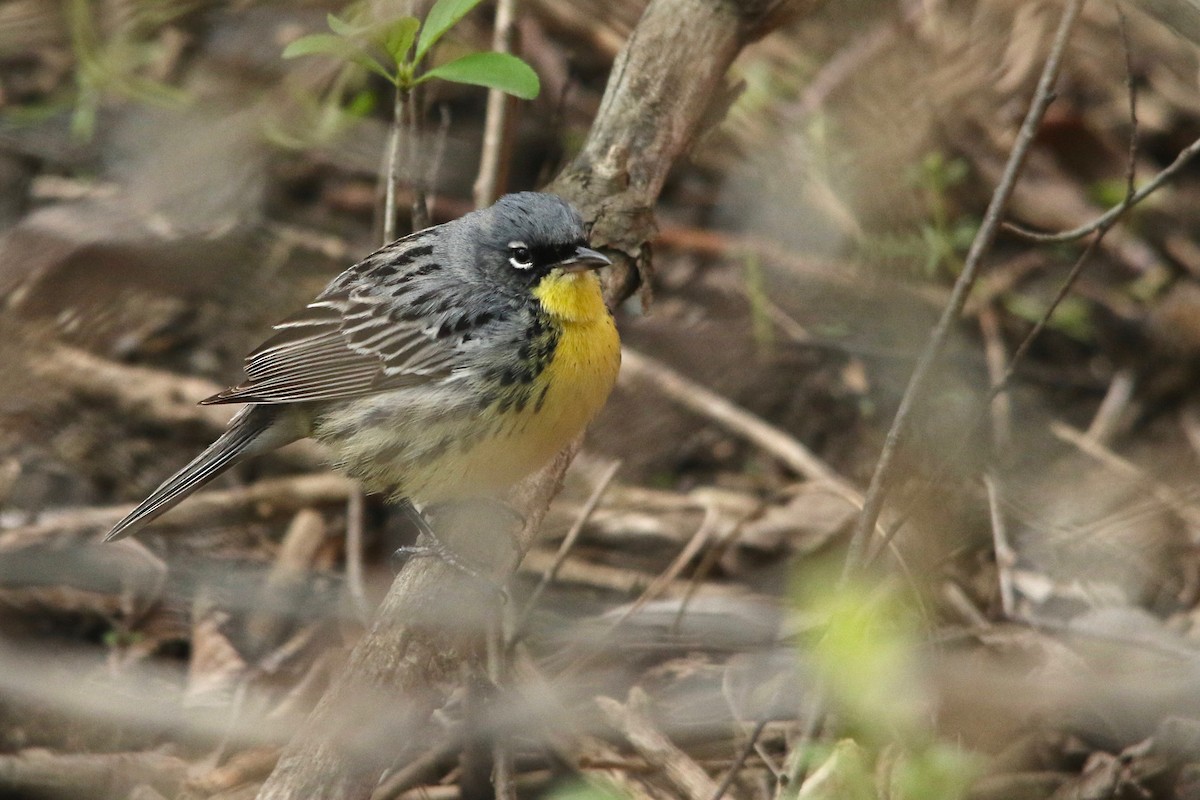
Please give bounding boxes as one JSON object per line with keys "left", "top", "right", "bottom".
{"left": 548, "top": 0, "right": 799, "bottom": 304}
{"left": 255, "top": 2, "right": 800, "bottom": 798}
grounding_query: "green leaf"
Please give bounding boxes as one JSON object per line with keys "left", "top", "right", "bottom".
{"left": 415, "top": 0, "right": 488, "bottom": 63}
{"left": 381, "top": 17, "right": 420, "bottom": 64}
{"left": 326, "top": 12, "right": 357, "bottom": 36}
{"left": 282, "top": 33, "right": 395, "bottom": 84}
{"left": 283, "top": 32, "right": 352, "bottom": 59}
{"left": 418, "top": 51, "right": 540, "bottom": 99}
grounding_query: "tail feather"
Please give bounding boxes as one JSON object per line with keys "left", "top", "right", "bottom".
{"left": 106, "top": 406, "right": 292, "bottom": 541}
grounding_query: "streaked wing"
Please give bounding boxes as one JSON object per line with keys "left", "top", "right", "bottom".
{"left": 202, "top": 230, "right": 465, "bottom": 405}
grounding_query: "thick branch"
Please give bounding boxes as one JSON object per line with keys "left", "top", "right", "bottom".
{"left": 548, "top": 0, "right": 799, "bottom": 304}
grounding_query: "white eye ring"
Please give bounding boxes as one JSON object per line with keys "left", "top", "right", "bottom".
{"left": 508, "top": 241, "right": 533, "bottom": 270}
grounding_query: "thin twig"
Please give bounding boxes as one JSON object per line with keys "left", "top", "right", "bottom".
{"left": 789, "top": 3, "right": 1085, "bottom": 790}
{"left": 991, "top": 2, "right": 1144, "bottom": 399}
{"left": 977, "top": 307, "right": 1012, "bottom": 451}
{"left": 427, "top": 104, "right": 452, "bottom": 202}
{"left": 1004, "top": 56, "right": 1200, "bottom": 254}
{"left": 1085, "top": 368, "right": 1136, "bottom": 445}
{"left": 474, "top": 0, "right": 519, "bottom": 207}
{"left": 0, "top": 474, "right": 353, "bottom": 549}
{"left": 406, "top": 85, "right": 429, "bottom": 230}
{"left": 1004, "top": 134, "right": 1200, "bottom": 241}
{"left": 508, "top": 459, "right": 621, "bottom": 649}
{"left": 1049, "top": 421, "right": 1200, "bottom": 528}
{"left": 344, "top": 488, "right": 371, "bottom": 623}
{"left": 710, "top": 718, "right": 769, "bottom": 800}
{"left": 984, "top": 474, "right": 1016, "bottom": 619}
{"left": 620, "top": 348, "right": 861, "bottom": 505}
{"left": 1117, "top": 4, "right": 1139, "bottom": 202}
{"left": 384, "top": 85, "right": 404, "bottom": 242}
{"left": 596, "top": 688, "right": 722, "bottom": 800}
{"left": 843, "top": 0, "right": 1085, "bottom": 578}
{"left": 488, "top": 616, "right": 516, "bottom": 800}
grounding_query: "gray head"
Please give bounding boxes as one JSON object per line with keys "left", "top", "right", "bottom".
{"left": 455, "top": 192, "right": 610, "bottom": 287}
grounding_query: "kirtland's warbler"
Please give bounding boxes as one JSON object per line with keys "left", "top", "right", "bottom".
{"left": 106, "top": 192, "right": 620, "bottom": 541}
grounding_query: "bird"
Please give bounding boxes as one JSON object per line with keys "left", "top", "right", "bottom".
{"left": 106, "top": 192, "right": 621, "bottom": 542}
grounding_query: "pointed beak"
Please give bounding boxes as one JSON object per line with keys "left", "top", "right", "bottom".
{"left": 559, "top": 245, "right": 612, "bottom": 273}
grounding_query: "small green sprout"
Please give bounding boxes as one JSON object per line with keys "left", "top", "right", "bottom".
{"left": 282, "top": 0, "right": 540, "bottom": 100}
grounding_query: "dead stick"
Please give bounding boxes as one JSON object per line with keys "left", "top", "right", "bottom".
{"left": 620, "top": 348, "right": 859, "bottom": 502}
{"left": 0, "top": 473, "right": 352, "bottom": 549}
{"left": 597, "top": 688, "right": 723, "bottom": 800}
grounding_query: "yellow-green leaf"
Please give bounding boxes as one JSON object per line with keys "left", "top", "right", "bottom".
{"left": 415, "top": 0, "right": 487, "bottom": 63}
{"left": 282, "top": 33, "right": 395, "bottom": 84}
{"left": 418, "top": 51, "right": 539, "bottom": 99}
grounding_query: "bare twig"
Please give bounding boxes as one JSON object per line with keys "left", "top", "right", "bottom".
{"left": 517, "top": 547, "right": 751, "bottom": 601}
{"left": 509, "top": 459, "right": 621, "bottom": 648}
{"left": 344, "top": 489, "right": 371, "bottom": 623}
{"left": 0, "top": 473, "right": 353, "bottom": 549}
{"left": 711, "top": 718, "right": 769, "bottom": 800}
{"left": 977, "top": 307, "right": 1012, "bottom": 451}
{"left": 1049, "top": 421, "right": 1200, "bottom": 529}
{"left": 405, "top": 86, "right": 429, "bottom": 231}
{"left": 473, "top": 0, "right": 519, "bottom": 207}
{"left": 371, "top": 736, "right": 461, "bottom": 800}
{"left": 990, "top": 6, "right": 1144, "bottom": 399}
{"left": 487, "top": 617, "right": 516, "bottom": 800}
{"left": 844, "top": 0, "right": 1085, "bottom": 577}
{"left": 427, "top": 104, "right": 452, "bottom": 202}
{"left": 1004, "top": 133, "right": 1200, "bottom": 243}
{"left": 620, "top": 348, "right": 860, "bottom": 503}
{"left": 984, "top": 474, "right": 1016, "bottom": 619}
{"left": 1085, "top": 368, "right": 1136, "bottom": 445}
{"left": 384, "top": 86, "right": 404, "bottom": 242}
{"left": 596, "top": 688, "right": 722, "bottom": 800}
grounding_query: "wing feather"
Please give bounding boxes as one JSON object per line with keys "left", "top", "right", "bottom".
{"left": 202, "top": 229, "right": 474, "bottom": 406}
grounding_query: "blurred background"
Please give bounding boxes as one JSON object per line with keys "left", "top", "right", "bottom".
{"left": 5, "top": 0, "right": 1200, "bottom": 798}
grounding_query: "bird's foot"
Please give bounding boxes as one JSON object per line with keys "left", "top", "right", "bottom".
{"left": 390, "top": 500, "right": 508, "bottom": 602}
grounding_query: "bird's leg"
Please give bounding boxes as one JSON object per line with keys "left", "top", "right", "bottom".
{"left": 389, "top": 500, "right": 508, "bottom": 601}
{"left": 390, "top": 498, "right": 463, "bottom": 570}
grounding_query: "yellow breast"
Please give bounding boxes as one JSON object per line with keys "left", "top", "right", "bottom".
{"left": 390, "top": 269, "right": 620, "bottom": 501}
{"left": 532, "top": 269, "right": 621, "bottom": 411}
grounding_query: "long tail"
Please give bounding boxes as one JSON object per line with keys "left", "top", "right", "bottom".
{"left": 106, "top": 405, "right": 298, "bottom": 541}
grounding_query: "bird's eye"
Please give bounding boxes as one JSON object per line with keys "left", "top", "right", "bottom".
{"left": 508, "top": 242, "right": 533, "bottom": 270}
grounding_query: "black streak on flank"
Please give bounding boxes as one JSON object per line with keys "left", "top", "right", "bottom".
{"left": 534, "top": 384, "right": 550, "bottom": 413}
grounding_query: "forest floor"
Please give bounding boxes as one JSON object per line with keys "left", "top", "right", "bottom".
{"left": 5, "top": 1, "right": 1200, "bottom": 798}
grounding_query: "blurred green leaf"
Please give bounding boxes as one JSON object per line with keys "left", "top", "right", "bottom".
{"left": 283, "top": 33, "right": 395, "bottom": 84}
{"left": 346, "top": 88, "right": 376, "bottom": 117}
{"left": 742, "top": 249, "right": 776, "bottom": 356}
{"left": 890, "top": 744, "right": 980, "bottom": 800}
{"left": 326, "top": 12, "right": 358, "bottom": 37}
{"left": 419, "top": 51, "right": 540, "bottom": 99}
{"left": 801, "top": 576, "right": 926, "bottom": 746}
{"left": 1088, "top": 177, "right": 1129, "bottom": 209}
{"left": 381, "top": 17, "right": 420, "bottom": 64}
{"left": 1003, "top": 294, "right": 1095, "bottom": 342}
{"left": 415, "top": 0, "right": 488, "bottom": 63}
{"left": 794, "top": 740, "right": 875, "bottom": 800}
{"left": 544, "top": 780, "right": 629, "bottom": 800}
